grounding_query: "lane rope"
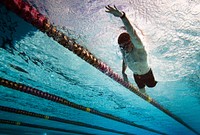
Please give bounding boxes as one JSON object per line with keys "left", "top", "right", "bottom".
{"left": 0, "top": 119, "right": 94, "bottom": 135}
{"left": 0, "top": 77, "right": 166, "bottom": 135}
{"left": 0, "top": 0, "right": 199, "bottom": 135}
{"left": 0, "top": 105, "right": 134, "bottom": 135}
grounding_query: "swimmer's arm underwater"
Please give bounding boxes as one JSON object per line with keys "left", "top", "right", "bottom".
{"left": 122, "top": 60, "right": 128, "bottom": 82}
{"left": 105, "top": 5, "right": 134, "bottom": 36}
{"left": 105, "top": 5, "right": 143, "bottom": 49}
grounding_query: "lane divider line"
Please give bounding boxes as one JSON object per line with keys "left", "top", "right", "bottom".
{"left": 0, "top": 119, "right": 94, "bottom": 135}
{"left": 0, "top": 105, "right": 135, "bottom": 135}
{"left": 0, "top": 77, "right": 166, "bottom": 135}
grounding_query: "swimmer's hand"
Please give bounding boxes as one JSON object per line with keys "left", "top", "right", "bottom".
{"left": 105, "top": 5, "right": 123, "bottom": 18}
{"left": 122, "top": 73, "right": 129, "bottom": 82}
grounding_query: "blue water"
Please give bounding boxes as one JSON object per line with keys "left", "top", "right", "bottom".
{"left": 0, "top": 0, "right": 200, "bottom": 135}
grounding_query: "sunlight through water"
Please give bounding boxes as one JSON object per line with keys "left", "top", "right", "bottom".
{"left": 0, "top": 0, "right": 200, "bottom": 134}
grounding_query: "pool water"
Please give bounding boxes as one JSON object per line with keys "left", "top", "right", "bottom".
{"left": 0, "top": 0, "right": 200, "bottom": 135}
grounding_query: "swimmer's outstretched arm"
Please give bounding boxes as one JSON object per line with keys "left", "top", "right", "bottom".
{"left": 105, "top": 5, "right": 143, "bottom": 48}
{"left": 105, "top": 5, "right": 134, "bottom": 37}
